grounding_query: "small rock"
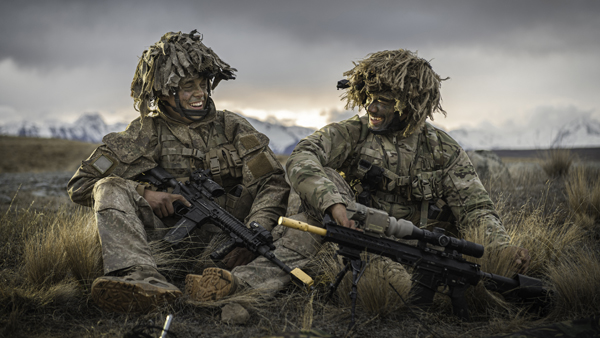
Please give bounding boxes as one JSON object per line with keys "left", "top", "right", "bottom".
{"left": 221, "top": 302, "right": 249, "bottom": 325}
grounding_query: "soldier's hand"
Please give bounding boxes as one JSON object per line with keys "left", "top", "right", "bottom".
{"left": 511, "top": 246, "right": 531, "bottom": 274}
{"left": 143, "top": 189, "right": 191, "bottom": 218}
{"left": 326, "top": 203, "right": 358, "bottom": 230}
{"left": 222, "top": 247, "right": 257, "bottom": 269}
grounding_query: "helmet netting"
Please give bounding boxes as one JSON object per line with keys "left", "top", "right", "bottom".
{"left": 131, "top": 30, "right": 237, "bottom": 117}
{"left": 342, "top": 49, "right": 447, "bottom": 136}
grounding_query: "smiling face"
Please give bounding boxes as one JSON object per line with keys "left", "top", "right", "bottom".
{"left": 365, "top": 92, "right": 398, "bottom": 132}
{"left": 160, "top": 75, "right": 209, "bottom": 123}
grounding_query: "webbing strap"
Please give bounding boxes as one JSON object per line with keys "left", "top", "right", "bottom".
{"left": 161, "top": 147, "right": 205, "bottom": 161}
{"left": 420, "top": 199, "right": 429, "bottom": 228}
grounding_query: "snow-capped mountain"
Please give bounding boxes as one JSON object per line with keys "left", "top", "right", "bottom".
{"left": 0, "top": 114, "right": 129, "bottom": 143}
{"left": 0, "top": 113, "right": 315, "bottom": 155}
{"left": 446, "top": 115, "right": 600, "bottom": 150}
{"left": 242, "top": 116, "right": 314, "bottom": 154}
{"left": 2, "top": 113, "right": 599, "bottom": 153}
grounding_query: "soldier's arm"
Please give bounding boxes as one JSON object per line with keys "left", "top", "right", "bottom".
{"left": 243, "top": 149, "right": 290, "bottom": 232}
{"left": 67, "top": 117, "right": 158, "bottom": 207}
{"left": 437, "top": 133, "right": 510, "bottom": 248}
{"left": 226, "top": 114, "right": 290, "bottom": 232}
{"left": 68, "top": 145, "right": 125, "bottom": 206}
{"left": 286, "top": 118, "right": 360, "bottom": 217}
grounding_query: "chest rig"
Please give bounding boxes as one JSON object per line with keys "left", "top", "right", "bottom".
{"left": 155, "top": 114, "right": 243, "bottom": 189}
{"left": 340, "top": 118, "right": 448, "bottom": 227}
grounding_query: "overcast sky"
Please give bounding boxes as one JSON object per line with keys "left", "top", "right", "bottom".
{"left": 1, "top": 0, "right": 599, "bottom": 132}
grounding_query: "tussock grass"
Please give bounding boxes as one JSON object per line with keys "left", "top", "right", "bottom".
{"left": 2, "top": 152, "right": 600, "bottom": 336}
{"left": 310, "top": 243, "right": 412, "bottom": 318}
{"left": 566, "top": 165, "right": 600, "bottom": 224}
{"left": 547, "top": 248, "right": 600, "bottom": 320}
{"left": 541, "top": 149, "right": 574, "bottom": 177}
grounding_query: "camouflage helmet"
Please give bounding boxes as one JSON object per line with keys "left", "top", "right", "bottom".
{"left": 341, "top": 49, "right": 447, "bottom": 136}
{"left": 131, "top": 30, "right": 237, "bottom": 117}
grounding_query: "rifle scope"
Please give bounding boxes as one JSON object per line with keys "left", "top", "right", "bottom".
{"left": 349, "top": 203, "right": 484, "bottom": 258}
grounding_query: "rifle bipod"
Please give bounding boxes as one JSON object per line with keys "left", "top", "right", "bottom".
{"left": 326, "top": 248, "right": 370, "bottom": 329}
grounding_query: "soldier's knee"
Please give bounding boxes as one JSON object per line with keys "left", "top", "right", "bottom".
{"left": 93, "top": 176, "right": 139, "bottom": 213}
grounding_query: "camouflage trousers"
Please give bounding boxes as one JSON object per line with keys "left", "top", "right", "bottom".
{"left": 92, "top": 176, "right": 321, "bottom": 293}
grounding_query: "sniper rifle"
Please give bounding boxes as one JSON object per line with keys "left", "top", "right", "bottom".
{"left": 278, "top": 204, "right": 550, "bottom": 325}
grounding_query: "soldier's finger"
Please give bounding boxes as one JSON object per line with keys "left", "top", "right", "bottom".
{"left": 160, "top": 204, "right": 169, "bottom": 218}
{"left": 172, "top": 194, "right": 191, "bottom": 207}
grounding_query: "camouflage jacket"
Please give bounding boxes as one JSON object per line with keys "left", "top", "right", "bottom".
{"left": 286, "top": 114, "right": 509, "bottom": 245}
{"left": 68, "top": 104, "right": 289, "bottom": 231}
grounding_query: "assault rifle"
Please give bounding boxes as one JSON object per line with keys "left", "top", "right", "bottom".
{"left": 136, "top": 166, "right": 314, "bottom": 288}
{"left": 278, "top": 204, "right": 550, "bottom": 325}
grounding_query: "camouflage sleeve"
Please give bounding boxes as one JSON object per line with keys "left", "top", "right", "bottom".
{"left": 67, "top": 117, "right": 158, "bottom": 207}
{"left": 243, "top": 149, "right": 290, "bottom": 232}
{"left": 438, "top": 131, "right": 510, "bottom": 247}
{"left": 226, "top": 112, "right": 290, "bottom": 232}
{"left": 286, "top": 116, "right": 362, "bottom": 216}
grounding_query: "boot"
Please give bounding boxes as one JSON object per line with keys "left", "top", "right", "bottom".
{"left": 185, "top": 267, "right": 241, "bottom": 302}
{"left": 91, "top": 265, "right": 182, "bottom": 313}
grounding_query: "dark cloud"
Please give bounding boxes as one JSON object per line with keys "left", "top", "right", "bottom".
{"left": 1, "top": 0, "right": 599, "bottom": 129}
{"left": 2, "top": 0, "right": 599, "bottom": 70}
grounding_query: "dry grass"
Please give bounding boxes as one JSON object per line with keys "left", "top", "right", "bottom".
{"left": 565, "top": 164, "right": 600, "bottom": 224}
{"left": 1, "top": 138, "right": 600, "bottom": 337}
{"left": 541, "top": 149, "right": 574, "bottom": 177}
{"left": 0, "top": 135, "right": 99, "bottom": 173}
{"left": 546, "top": 248, "right": 600, "bottom": 320}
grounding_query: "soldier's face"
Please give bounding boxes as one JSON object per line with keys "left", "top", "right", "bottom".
{"left": 366, "top": 92, "right": 396, "bottom": 132}
{"left": 176, "top": 75, "right": 209, "bottom": 111}
{"left": 161, "top": 75, "right": 209, "bottom": 122}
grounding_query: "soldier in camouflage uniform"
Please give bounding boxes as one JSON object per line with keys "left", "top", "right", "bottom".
{"left": 286, "top": 49, "right": 530, "bottom": 275}
{"left": 68, "top": 30, "right": 294, "bottom": 313}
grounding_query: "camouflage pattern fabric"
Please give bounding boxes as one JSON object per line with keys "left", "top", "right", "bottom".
{"left": 68, "top": 106, "right": 290, "bottom": 279}
{"left": 490, "top": 317, "right": 600, "bottom": 338}
{"left": 286, "top": 114, "right": 510, "bottom": 246}
{"left": 233, "top": 212, "right": 321, "bottom": 295}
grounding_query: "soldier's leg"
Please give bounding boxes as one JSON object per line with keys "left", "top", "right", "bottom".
{"left": 186, "top": 167, "right": 355, "bottom": 301}
{"left": 91, "top": 176, "right": 181, "bottom": 313}
{"left": 93, "top": 176, "right": 164, "bottom": 274}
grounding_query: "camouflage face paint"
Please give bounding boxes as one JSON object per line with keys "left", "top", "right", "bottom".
{"left": 366, "top": 92, "right": 397, "bottom": 132}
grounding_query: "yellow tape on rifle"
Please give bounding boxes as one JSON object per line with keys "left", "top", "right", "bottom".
{"left": 277, "top": 217, "right": 327, "bottom": 237}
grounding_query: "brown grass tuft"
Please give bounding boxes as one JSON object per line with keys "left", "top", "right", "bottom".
{"left": 547, "top": 248, "right": 600, "bottom": 319}
{"left": 541, "top": 149, "right": 574, "bottom": 177}
{"left": 565, "top": 165, "right": 600, "bottom": 223}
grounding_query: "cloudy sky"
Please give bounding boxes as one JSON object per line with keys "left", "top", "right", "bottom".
{"left": 1, "top": 0, "right": 599, "bottom": 132}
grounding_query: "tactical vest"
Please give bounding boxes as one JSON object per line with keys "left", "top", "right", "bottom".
{"left": 156, "top": 116, "right": 243, "bottom": 186}
{"left": 340, "top": 117, "right": 448, "bottom": 228}
{"left": 154, "top": 113, "right": 251, "bottom": 222}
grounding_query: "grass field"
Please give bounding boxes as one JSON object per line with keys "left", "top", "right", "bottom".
{"left": 1, "top": 137, "right": 599, "bottom": 338}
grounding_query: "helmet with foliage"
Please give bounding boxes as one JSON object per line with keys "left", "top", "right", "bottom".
{"left": 130, "top": 30, "right": 237, "bottom": 117}
{"left": 341, "top": 49, "right": 447, "bottom": 136}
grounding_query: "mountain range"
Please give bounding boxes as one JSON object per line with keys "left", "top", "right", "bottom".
{"left": 1, "top": 113, "right": 600, "bottom": 154}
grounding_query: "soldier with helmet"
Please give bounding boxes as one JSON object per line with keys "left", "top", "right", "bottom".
{"left": 286, "top": 49, "right": 530, "bottom": 274}
{"left": 68, "top": 30, "right": 293, "bottom": 313}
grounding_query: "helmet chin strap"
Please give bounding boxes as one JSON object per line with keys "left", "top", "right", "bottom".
{"left": 163, "top": 89, "right": 211, "bottom": 121}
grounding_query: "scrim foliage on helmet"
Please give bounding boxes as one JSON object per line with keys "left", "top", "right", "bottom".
{"left": 342, "top": 49, "right": 447, "bottom": 136}
{"left": 130, "top": 30, "right": 237, "bottom": 116}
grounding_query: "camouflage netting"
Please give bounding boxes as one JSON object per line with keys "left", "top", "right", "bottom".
{"left": 131, "top": 30, "right": 237, "bottom": 117}
{"left": 342, "top": 49, "right": 448, "bottom": 136}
